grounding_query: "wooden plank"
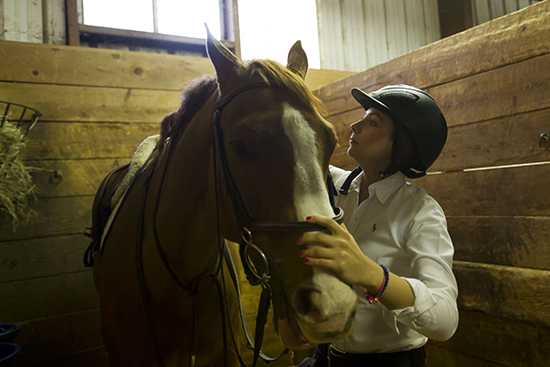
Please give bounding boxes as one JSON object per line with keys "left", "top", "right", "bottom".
{"left": 12, "top": 309, "right": 104, "bottom": 366}
{"left": 328, "top": 107, "right": 550, "bottom": 172}
{"left": 0, "top": 40, "right": 214, "bottom": 89}
{"left": 24, "top": 122, "right": 159, "bottom": 160}
{"left": 415, "top": 164, "right": 550, "bottom": 217}
{"left": 0, "top": 234, "right": 91, "bottom": 282}
{"left": 425, "top": 343, "right": 504, "bottom": 367}
{"left": 314, "top": 1, "right": 550, "bottom": 116}
{"left": 29, "top": 158, "right": 130, "bottom": 198}
{"left": 0, "top": 40, "right": 354, "bottom": 91}
{"left": 428, "top": 53, "right": 550, "bottom": 128}
{"left": 0, "top": 82, "right": 181, "bottom": 123}
{"left": 432, "top": 310, "right": 550, "bottom": 366}
{"left": 0, "top": 196, "right": 93, "bottom": 241}
{"left": 385, "top": 0, "right": 409, "bottom": 59}
{"left": 0, "top": 271, "right": 98, "bottom": 321}
{"left": 305, "top": 69, "right": 355, "bottom": 91}
{"left": 432, "top": 108, "right": 550, "bottom": 171}
{"left": 449, "top": 216, "right": 550, "bottom": 270}
{"left": 21, "top": 347, "right": 108, "bottom": 367}
{"left": 321, "top": 51, "right": 550, "bottom": 129}
{"left": 454, "top": 261, "right": 550, "bottom": 325}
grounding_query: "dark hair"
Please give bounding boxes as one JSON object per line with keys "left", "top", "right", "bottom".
{"left": 392, "top": 123, "right": 423, "bottom": 175}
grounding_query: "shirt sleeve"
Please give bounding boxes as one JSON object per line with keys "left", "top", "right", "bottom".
{"left": 382, "top": 196, "right": 459, "bottom": 341}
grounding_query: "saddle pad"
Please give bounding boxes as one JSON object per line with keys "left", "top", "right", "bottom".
{"left": 99, "top": 134, "right": 159, "bottom": 253}
{"left": 111, "top": 134, "right": 159, "bottom": 207}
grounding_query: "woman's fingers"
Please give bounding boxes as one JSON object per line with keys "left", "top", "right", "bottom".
{"left": 305, "top": 215, "right": 342, "bottom": 235}
{"left": 299, "top": 246, "right": 333, "bottom": 260}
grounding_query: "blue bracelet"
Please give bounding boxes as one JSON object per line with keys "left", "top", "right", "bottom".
{"left": 363, "top": 264, "right": 390, "bottom": 304}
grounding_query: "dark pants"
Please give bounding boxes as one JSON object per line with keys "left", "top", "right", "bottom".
{"left": 312, "top": 344, "right": 428, "bottom": 367}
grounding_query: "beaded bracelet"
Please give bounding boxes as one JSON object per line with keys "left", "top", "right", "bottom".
{"left": 362, "top": 264, "right": 390, "bottom": 304}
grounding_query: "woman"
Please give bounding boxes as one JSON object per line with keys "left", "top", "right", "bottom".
{"left": 298, "top": 85, "right": 459, "bottom": 367}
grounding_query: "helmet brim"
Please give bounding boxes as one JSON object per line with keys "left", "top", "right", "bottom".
{"left": 351, "top": 88, "right": 399, "bottom": 122}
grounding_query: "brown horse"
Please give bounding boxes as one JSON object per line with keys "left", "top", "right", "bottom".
{"left": 87, "top": 31, "right": 357, "bottom": 367}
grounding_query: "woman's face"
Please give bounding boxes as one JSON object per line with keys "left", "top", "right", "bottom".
{"left": 347, "top": 108, "right": 394, "bottom": 169}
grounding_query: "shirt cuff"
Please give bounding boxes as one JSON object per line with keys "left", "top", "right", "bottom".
{"left": 382, "top": 278, "right": 437, "bottom": 334}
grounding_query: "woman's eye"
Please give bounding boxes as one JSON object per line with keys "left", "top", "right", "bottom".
{"left": 369, "top": 119, "right": 376, "bottom": 126}
{"left": 231, "top": 142, "right": 248, "bottom": 157}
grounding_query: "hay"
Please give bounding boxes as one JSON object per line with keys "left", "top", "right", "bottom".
{"left": 0, "top": 121, "right": 36, "bottom": 226}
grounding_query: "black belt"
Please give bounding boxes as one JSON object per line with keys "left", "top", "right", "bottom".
{"left": 315, "top": 344, "right": 426, "bottom": 367}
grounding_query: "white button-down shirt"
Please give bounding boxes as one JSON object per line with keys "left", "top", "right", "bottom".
{"left": 329, "top": 166, "right": 458, "bottom": 353}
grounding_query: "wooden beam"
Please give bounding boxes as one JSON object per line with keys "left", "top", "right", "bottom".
{"left": 65, "top": 0, "right": 79, "bottom": 46}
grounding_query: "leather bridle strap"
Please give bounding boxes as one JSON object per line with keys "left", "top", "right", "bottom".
{"left": 212, "top": 80, "right": 345, "bottom": 367}
{"left": 212, "top": 80, "right": 281, "bottom": 230}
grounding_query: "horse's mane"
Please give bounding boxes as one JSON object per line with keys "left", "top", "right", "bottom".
{"left": 154, "top": 59, "right": 327, "bottom": 155}
{"left": 154, "top": 76, "right": 218, "bottom": 154}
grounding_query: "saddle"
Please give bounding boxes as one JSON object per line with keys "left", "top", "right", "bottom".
{"left": 84, "top": 134, "right": 160, "bottom": 267}
{"left": 83, "top": 163, "right": 130, "bottom": 267}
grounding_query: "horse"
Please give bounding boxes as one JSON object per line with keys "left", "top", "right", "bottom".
{"left": 85, "top": 30, "right": 357, "bottom": 367}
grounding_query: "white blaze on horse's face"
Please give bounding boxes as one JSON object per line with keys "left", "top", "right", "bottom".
{"left": 280, "top": 103, "right": 357, "bottom": 343}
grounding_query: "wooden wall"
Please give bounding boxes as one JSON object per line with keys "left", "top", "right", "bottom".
{"left": 315, "top": 1, "right": 550, "bottom": 366}
{"left": 0, "top": 41, "right": 352, "bottom": 366}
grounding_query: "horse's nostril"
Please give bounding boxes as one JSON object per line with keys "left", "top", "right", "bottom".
{"left": 293, "top": 288, "right": 321, "bottom": 318}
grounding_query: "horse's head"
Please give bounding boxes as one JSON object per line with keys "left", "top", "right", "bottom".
{"left": 206, "top": 31, "right": 357, "bottom": 348}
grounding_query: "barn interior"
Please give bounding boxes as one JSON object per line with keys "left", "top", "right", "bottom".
{"left": 1, "top": 1, "right": 549, "bottom": 366}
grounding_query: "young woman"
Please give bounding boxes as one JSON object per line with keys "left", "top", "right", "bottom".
{"left": 297, "top": 85, "right": 459, "bottom": 367}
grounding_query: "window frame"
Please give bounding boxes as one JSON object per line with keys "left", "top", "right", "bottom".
{"left": 65, "top": 0, "right": 239, "bottom": 56}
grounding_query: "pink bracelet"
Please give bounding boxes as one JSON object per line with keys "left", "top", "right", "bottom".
{"left": 362, "top": 264, "right": 390, "bottom": 304}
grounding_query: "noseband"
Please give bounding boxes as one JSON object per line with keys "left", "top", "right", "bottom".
{"left": 212, "top": 80, "right": 343, "bottom": 288}
{"left": 212, "top": 80, "right": 344, "bottom": 366}
{"left": 135, "top": 80, "right": 344, "bottom": 367}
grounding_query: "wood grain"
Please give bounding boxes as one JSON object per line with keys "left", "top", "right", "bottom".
{"left": 415, "top": 164, "right": 550, "bottom": 217}
{"left": 454, "top": 261, "right": 550, "bottom": 325}
{"left": 449, "top": 216, "right": 550, "bottom": 270}
{"left": 431, "top": 310, "right": 550, "bottom": 367}
{"left": 314, "top": 0, "right": 550, "bottom": 116}
{"left": 24, "top": 122, "right": 159, "bottom": 160}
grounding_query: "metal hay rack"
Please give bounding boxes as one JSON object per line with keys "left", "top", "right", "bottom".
{"left": 1, "top": 100, "right": 42, "bottom": 137}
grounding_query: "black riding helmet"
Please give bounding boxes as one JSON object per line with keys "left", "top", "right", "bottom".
{"left": 351, "top": 85, "right": 448, "bottom": 178}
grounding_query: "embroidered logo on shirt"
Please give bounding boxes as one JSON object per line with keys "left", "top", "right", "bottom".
{"left": 372, "top": 224, "right": 377, "bottom": 232}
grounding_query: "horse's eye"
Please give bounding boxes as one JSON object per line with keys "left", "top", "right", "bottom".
{"left": 230, "top": 142, "right": 248, "bottom": 157}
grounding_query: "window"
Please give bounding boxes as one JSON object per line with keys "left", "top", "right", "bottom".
{"left": 75, "top": 0, "right": 320, "bottom": 67}
{"left": 82, "top": 0, "right": 223, "bottom": 40}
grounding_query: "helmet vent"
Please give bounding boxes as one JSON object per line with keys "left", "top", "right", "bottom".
{"left": 380, "top": 91, "right": 419, "bottom": 105}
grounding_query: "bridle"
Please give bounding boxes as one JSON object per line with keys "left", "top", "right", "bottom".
{"left": 135, "top": 80, "right": 344, "bottom": 367}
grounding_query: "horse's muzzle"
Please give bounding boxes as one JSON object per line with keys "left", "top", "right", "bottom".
{"left": 290, "top": 271, "right": 357, "bottom": 344}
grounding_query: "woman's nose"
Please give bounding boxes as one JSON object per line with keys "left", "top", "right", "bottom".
{"left": 350, "top": 120, "right": 361, "bottom": 133}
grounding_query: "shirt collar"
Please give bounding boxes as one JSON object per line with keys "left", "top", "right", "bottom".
{"left": 348, "top": 171, "right": 406, "bottom": 205}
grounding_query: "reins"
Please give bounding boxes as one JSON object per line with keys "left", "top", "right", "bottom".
{"left": 134, "top": 79, "right": 344, "bottom": 367}
{"left": 211, "top": 80, "right": 344, "bottom": 366}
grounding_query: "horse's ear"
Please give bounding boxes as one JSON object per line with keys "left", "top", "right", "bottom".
{"left": 205, "top": 25, "right": 243, "bottom": 94}
{"left": 287, "top": 41, "right": 308, "bottom": 80}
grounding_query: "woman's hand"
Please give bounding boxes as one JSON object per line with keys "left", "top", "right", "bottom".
{"left": 297, "top": 215, "right": 377, "bottom": 287}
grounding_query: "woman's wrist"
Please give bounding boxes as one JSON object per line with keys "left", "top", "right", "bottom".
{"left": 358, "top": 258, "right": 386, "bottom": 291}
